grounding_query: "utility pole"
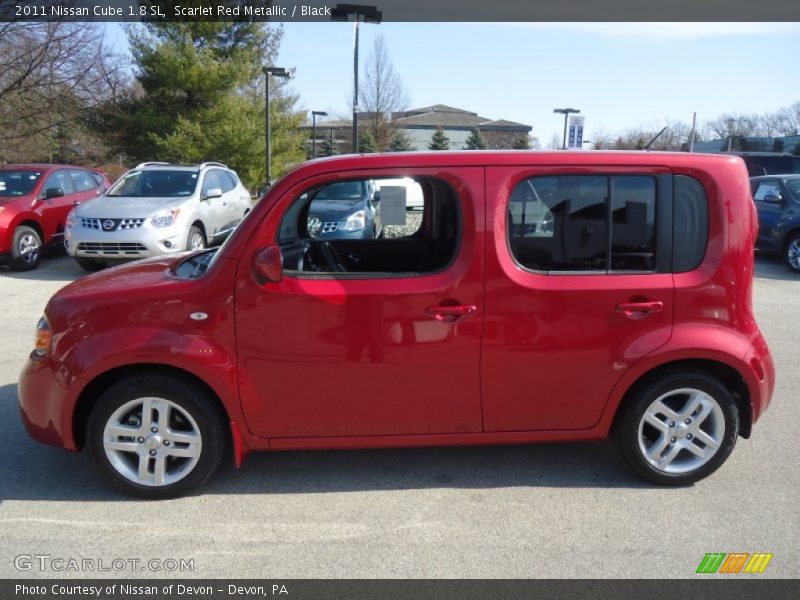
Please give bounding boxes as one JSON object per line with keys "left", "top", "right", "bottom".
{"left": 263, "top": 66, "right": 291, "bottom": 185}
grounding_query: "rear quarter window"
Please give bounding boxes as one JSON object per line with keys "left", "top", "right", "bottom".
{"left": 672, "top": 175, "right": 709, "bottom": 273}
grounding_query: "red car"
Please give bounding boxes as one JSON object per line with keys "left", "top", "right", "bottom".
{"left": 0, "top": 164, "right": 110, "bottom": 270}
{"left": 18, "top": 152, "right": 774, "bottom": 498}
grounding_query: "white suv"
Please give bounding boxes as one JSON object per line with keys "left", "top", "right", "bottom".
{"left": 65, "top": 162, "right": 251, "bottom": 271}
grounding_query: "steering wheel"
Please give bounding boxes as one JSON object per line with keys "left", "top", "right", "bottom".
{"left": 320, "top": 241, "right": 347, "bottom": 273}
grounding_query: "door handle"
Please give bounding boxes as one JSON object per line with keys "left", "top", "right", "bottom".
{"left": 615, "top": 300, "right": 664, "bottom": 320}
{"left": 425, "top": 304, "right": 477, "bottom": 322}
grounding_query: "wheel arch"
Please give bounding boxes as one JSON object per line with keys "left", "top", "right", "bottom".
{"left": 610, "top": 358, "right": 752, "bottom": 439}
{"left": 72, "top": 363, "right": 231, "bottom": 450}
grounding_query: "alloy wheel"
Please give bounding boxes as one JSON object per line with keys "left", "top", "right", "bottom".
{"left": 637, "top": 388, "right": 724, "bottom": 474}
{"left": 103, "top": 397, "right": 202, "bottom": 487}
{"left": 787, "top": 239, "right": 800, "bottom": 270}
{"left": 18, "top": 233, "right": 40, "bottom": 264}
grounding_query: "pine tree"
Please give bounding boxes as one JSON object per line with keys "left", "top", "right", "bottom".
{"left": 512, "top": 135, "right": 531, "bottom": 150}
{"left": 389, "top": 130, "right": 412, "bottom": 152}
{"left": 359, "top": 131, "right": 378, "bottom": 153}
{"left": 112, "top": 22, "right": 306, "bottom": 189}
{"left": 428, "top": 126, "right": 450, "bottom": 151}
{"left": 319, "top": 129, "right": 338, "bottom": 157}
{"left": 465, "top": 127, "right": 486, "bottom": 150}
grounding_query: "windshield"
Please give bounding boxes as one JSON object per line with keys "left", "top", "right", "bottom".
{"left": 174, "top": 248, "right": 218, "bottom": 279}
{"left": 316, "top": 181, "right": 364, "bottom": 200}
{"left": 787, "top": 180, "right": 800, "bottom": 201}
{"left": 0, "top": 170, "right": 42, "bottom": 197}
{"left": 108, "top": 169, "right": 199, "bottom": 198}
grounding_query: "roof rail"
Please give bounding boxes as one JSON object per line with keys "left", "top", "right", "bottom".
{"left": 199, "top": 161, "right": 228, "bottom": 170}
{"left": 134, "top": 161, "right": 171, "bottom": 169}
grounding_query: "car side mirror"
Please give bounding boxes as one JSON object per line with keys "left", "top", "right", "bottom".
{"left": 45, "top": 187, "right": 64, "bottom": 199}
{"left": 205, "top": 187, "right": 223, "bottom": 200}
{"left": 763, "top": 193, "right": 783, "bottom": 204}
{"left": 373, "top": 190, "right": 381, "bottom": 203}
{"left": 252, "top": 245, "right": 283, "bottom": 284}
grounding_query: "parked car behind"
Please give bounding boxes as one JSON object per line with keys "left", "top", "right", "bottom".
{"left": 19, "top": 151, "right": 774, "bottom": 498}
{"left": 64, "top": 161, "right": 251, "bottom": 271}
{"left": 0, "top": 164, "right": 109, "bottom": 270}
{"left": 751, "top": 174, "right": 800, "bottom": 272}
{"left": 305, "top": 179, "right": 382, "bottom": 240}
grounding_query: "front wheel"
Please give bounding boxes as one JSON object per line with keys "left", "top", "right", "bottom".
{"left": 10, "top": 225, "right": 42, "bottom": 271}
{"left": 784, "top": 233, "right": 800, "bottom": 273}
{"left": 615, "top": 371, "right": 738, "bottom": 485}
{"left": 86, "top": 374, "right": 226, "bottom": 499}
{"left": 186, "top": 226, "right": 206, "bottom": 252}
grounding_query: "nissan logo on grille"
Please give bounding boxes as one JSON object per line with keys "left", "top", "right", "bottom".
{"left": 102, "top": 220, "right": 116, "bottom": 231}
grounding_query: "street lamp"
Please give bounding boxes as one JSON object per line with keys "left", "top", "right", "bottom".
{"left": 311, "top": 111, "right": 328, "bottom": 159}
{"left": 553, "top": 108, "right": 580, "bottom": 150}
{"left": 331, "top": 4, "right": 382, "bottom": 153}
{"left": 263, "top": 66, "right": 291, "bottom": 185}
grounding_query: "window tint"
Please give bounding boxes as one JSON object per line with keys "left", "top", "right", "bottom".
{"left": 753, "top": 181, "right": 782, "bottom": 201}
{"left": 69, "top": 169, "right": 97, "bottom": 192}
{"left": 278, "top": 177, "right": 460, "bottom": 277}
{"left": 219, "top": 171, "right": 237, "bottom": 193}
{"left": 610, "top": 176, "right": 657, "bottom": 271}
{"left": 202, "top": 171, "right": 222, "bottom": 195}
{"left": 673, "top": 175, "right": 708, "bottom": 273}
{"left": 0, "top": 170, "right": 41, "bottom": 196}
{"left": 42, "top": 170, "right": 74, "bottom": 196}
{"left": 508, "top": 175, "right": 608, "bottom": 271}
{"left": 108, "top": 170, "right": 198, "bottom": 197}
{"left": 786, "top": 180, "right": 800, "bottom": 201}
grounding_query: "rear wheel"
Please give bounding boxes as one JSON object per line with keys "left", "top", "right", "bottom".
{"left": 86, "top": 374, "right": 226, "bottom": 499}
{"left": 10, "top": 225, "right": 42, "bottom": 271}
{"left": 784, "top": 233, "right": 800, "bottom": 273}
{"left": 615, "top": 371, "right": 738, "bottom": 485}
{"left": 186, "top": 226, "right": 205, "bottom": 252}
{"left": 76, "top": 258, "right": 107, "bottom": 272}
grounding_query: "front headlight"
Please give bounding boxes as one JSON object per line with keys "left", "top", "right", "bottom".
{"left": 152, "top": 208, "right": 180, "bottom": 228}
{"left": 342, "top": 210, "right": 367, "bottom": 232}
{"left": 66, "top": 209, "right": 77, "bottom": 228}
{"left": 33, "top": 316, "right": 52, "bottom": 357}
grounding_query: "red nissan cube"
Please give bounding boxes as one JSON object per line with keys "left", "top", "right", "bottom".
{"left": 18, "top": 152, "right": 774, "bottom": 498}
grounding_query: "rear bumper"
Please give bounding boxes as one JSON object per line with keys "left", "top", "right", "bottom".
{"left": 18, "top": 354, "right": 82, "bottom": 451}
{"left": 744, "top": 332, "right": 775, "bottom": 425}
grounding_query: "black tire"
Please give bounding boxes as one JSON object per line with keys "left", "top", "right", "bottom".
{"left": 614, "top": 370, "right": 739, "bottom": 486}
{"left": 784, "top": 233, "right": 800, "bottom": 273}
{"left": 10, "top": 225, "right": 42, "bottom": 271}
{"left": 76, "top": 258, "right": 107, "bottom": 272}
{"left": 86, "top": 373, "right": 227, "bottom": 499}
{"left": 186, "top": 226, "right": 206, "bottom": 251}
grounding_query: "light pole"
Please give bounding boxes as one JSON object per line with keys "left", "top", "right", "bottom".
{"left": 332, "top": 4, "right": 382, "bottom": 153}
{"left": 263, "top": 66, "right": 291, "bottom": 185}
{"left": 553, "top": 108, "right": 580, "bottom": 150}
{"left": 311, "top": 111, "right": 328, "bottom": 159}
{"left": 726, "top": 118, "right": 737, "bottom": 152}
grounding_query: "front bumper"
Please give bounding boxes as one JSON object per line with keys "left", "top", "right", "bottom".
{"left": 65, "top": 222, "right": 187, "bottom": 259}
{"left": 18, "top": 354, "right": 83, "bottom": 451}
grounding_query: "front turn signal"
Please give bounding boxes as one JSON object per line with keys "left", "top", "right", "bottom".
{"left": 34, "top": 316, "right": 52, "bottom": 357}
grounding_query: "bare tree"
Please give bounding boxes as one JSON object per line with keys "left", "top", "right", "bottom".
{"left": 358, "top": 35, "right": 409, "bottom": 151}
{"left": 0, "top": 22, "right": 128, "bottom": 161}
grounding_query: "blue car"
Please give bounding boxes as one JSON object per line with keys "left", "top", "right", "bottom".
{"left": 752, "top": 174, "right": 800, "bottom": 271}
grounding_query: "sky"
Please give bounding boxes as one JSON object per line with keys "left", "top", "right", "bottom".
{"left": 106, "top": 22, "right": 800, "bottom": 145}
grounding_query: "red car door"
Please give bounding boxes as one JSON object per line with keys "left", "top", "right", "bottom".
{"left": 36, "top": 169, "right": 77, "bottom": 242}
{"left": 481, "top": 166, "right": 674, "bottom": 431}
{"left": 234, "top": 167, "right": 485, "bottom": 440}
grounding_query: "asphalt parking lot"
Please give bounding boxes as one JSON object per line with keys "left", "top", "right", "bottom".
{"left": 0, "top": 249, "right": 797, "bottom": 579}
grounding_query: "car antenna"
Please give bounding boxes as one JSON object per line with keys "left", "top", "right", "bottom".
{"left": 644, "top": 127, "right": 668, "bottom": 151}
